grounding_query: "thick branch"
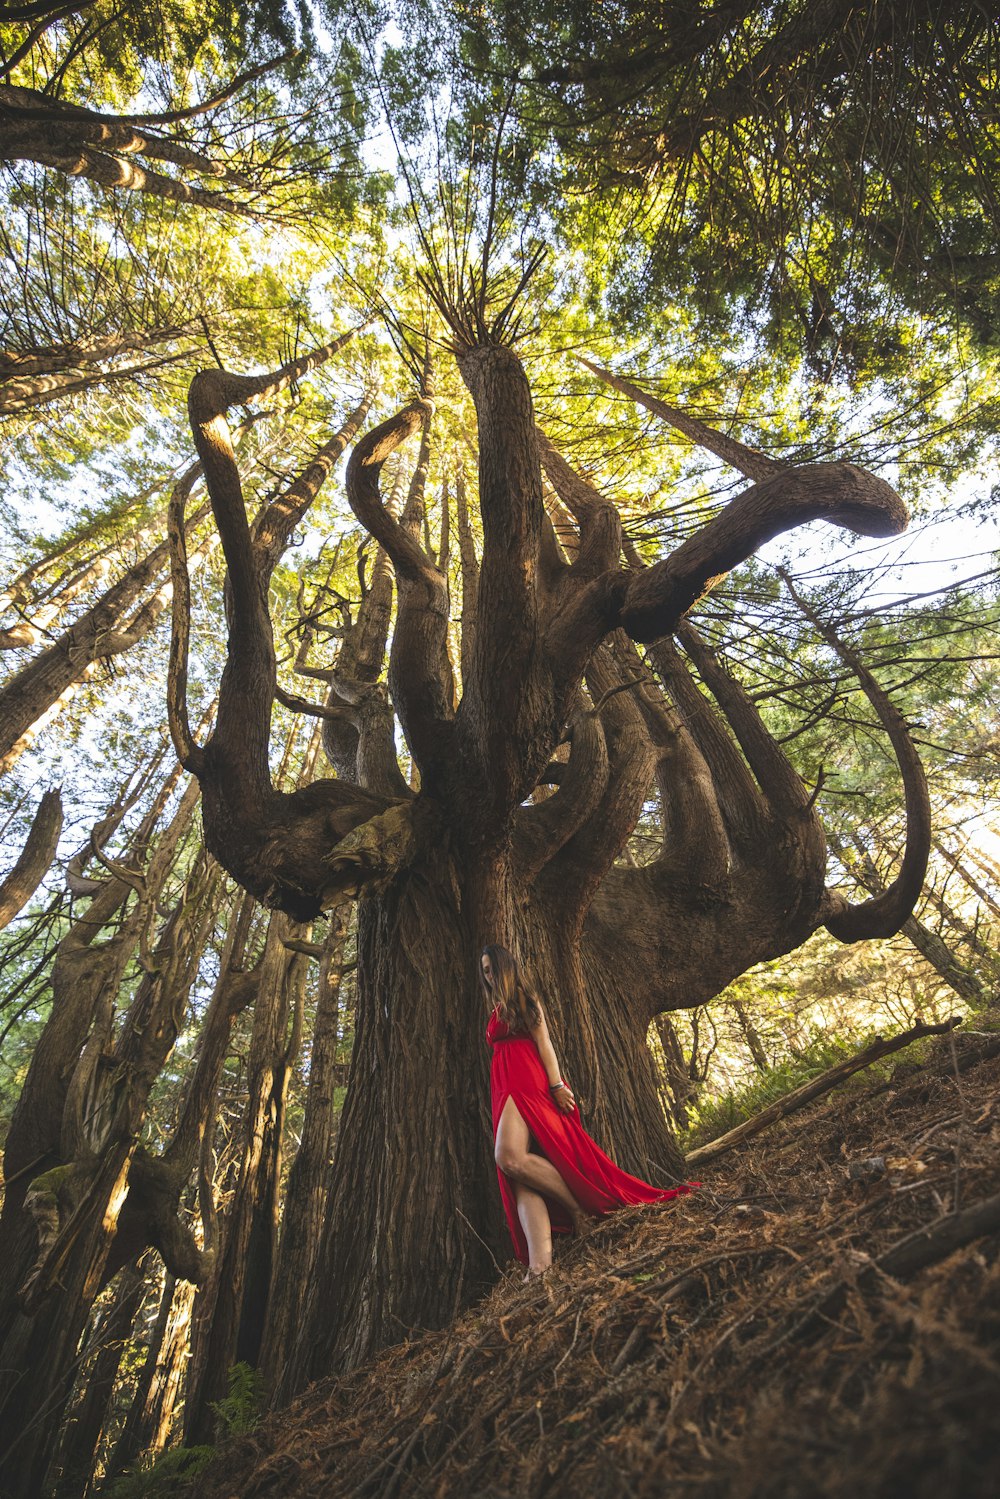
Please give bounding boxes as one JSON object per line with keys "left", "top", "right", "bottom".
{"left": 513, "top": 707, "right": 609, "bottom": 883}
{"left": 676, "top": 621, "right": 812, "bottom": 819}
{"left": 252, "top": 394, "right": 373, "bottom": 582}
{"left": 0, "top": 787, "right": 62, "bottom": 930}
{"left": 646, "top": 636, "right": 764, "bottom": 847}
{"left": 581, "top": 358, "right": 781, "bottom": 482}
{"left": 540, "top": 640, "right": 658, "bottom": 918}
{"left": 619, "top": 463, "right": 908, "bottom": 643}
{"left": 536, "top": 428, "right": 622, "bottom": 579}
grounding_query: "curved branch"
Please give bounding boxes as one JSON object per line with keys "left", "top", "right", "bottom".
{"left": 166, "top": 470, "right": 205, "bottom": 772}
{"left": 0, "top": 787, "right": 62, "bottom": 930}
{"left": 188, "top": 327, "right": 361, "bottom": 622}
{"left": 536, "top": 428, "right": 622, "bottom": 578}
{"left": 274, "top": 683, "right": 356, "bottom": 723}
{"left": 383, "top": 407, "right": 457, "bottom": 782}
{"left": 619, "top": 462, "right": 908, "bottom": 643}
{"left": 513, "top": 706, "right": 610, "bottom": 883}
{"left": 780, "top": 575, "right": 932, "bottom": 941}
{"left": 345, "top": 400, "right": 438, "bottom": 582}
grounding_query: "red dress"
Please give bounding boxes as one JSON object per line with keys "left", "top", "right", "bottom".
{"left": 487, "top": 1006, "right": 696, "bottom": 1264}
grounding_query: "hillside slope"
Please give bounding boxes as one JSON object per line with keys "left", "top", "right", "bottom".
{"left": 192, "top": 1019, "right": 1000, "bottom": 1499}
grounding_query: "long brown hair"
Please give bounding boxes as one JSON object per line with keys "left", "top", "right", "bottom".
{"left": 480, "top": 944, "right": 542, "bottom": 1034}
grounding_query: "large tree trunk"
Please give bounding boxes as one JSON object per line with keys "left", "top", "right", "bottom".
{"left": 288, "top": 845, "right": 496, "bottom": 1390}
{"left": 287, "top": 832, "right": 686, "bottom": 1389}
{"left": 175, "top": 330, "right": 930, "bottom": 1399}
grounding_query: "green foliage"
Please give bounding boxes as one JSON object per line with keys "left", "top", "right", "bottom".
{"left": 103, "top": 1362, "right": 264, "bottom": 1496}
{"left": 103, "top": 1443, "right": 216, "bottom": 1499}
{"left": 209, "top": 1360, "right": 266, "bottom": 1437}
{"left": 682, "top": 1029, "right": 889, "bottom": 1152}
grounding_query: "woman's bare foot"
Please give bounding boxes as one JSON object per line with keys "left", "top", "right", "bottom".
{"left": 572, "top": 1211, "right": 596, "bottom": 1238}
{"left": 523, "top": 1264, "right": 548, "bottom": 1283}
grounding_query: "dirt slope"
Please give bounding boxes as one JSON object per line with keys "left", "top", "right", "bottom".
{"left": 192, "top": 1019, "right": 1000, "bottom": 1499}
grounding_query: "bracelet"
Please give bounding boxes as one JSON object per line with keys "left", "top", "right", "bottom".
{"left": 549, "top": 1081, "right": 566, "bottom": 1093}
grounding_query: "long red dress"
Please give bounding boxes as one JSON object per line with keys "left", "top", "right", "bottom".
{"left": 487, "top": 1005, "right": 696, "bottom": 1264}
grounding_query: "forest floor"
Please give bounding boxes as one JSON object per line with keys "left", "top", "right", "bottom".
{"left": 192, "top": 1016, "right": 1000, "bottom": 1499}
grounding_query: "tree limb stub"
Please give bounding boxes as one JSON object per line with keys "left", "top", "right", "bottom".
{"left": 686, "top": 1015, "right": 961, "bottom": 1168}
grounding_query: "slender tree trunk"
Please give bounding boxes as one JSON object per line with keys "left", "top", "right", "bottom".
{"left": 932, "top": 835, "right": 1000, "bottom": 920}
{"left": 48, "top": 1256, "right": 149, "bottom": 1499}
{"left": 0, "top": 348, "right": 193, "bottom": 415}
{"left": 652, "top": 1013, "right": 695, "bottom": 1130}
{"left": 0, "top": 474, "right": 208, "bottom": 768}
{"left": 102, "top": 1271, "right": 195, "bottom": 1484}
{"left": 0, "top": 820, "right": 215, "bottom": 1499}
{"left": 731, "top": 998, "right": 770, "bottom": 1071}
{"left": 259, "top": 901, "right": 352, "bottom": 1393}
{"left": 0, "top": 787, "right": 62, "bottom": 929}
{"left": 0, "top": 505, "right": 169, "bottom": 651}
{"left": 184, "top": 913, "right": 308, "bottom": 1443}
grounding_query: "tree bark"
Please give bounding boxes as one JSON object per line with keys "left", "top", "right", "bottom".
{"left": 48, "top": 1255, "right": 149, "bottom": 1499}
{"left": 102, "top": 1270, "right": 195, "bottom": 1483}
{"left": 259, "top": 901, "right": 352, "bottom": 1392}
{"left": 0, "top": 786, "right": 62, "bottom": 929}
{"left": 184, "top": 912, "right": 309, "bottom": 1443}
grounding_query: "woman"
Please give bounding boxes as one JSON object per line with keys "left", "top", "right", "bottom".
{"left": 482, "top": 944, "right": 696, "bottom": 1278}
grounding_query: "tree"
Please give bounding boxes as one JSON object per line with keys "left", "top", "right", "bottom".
{"left": 3, "top": 6, "right": 996, "bottom": 1485}
{"left": 157, "top": 216, "right": 932, "bottom": 1379}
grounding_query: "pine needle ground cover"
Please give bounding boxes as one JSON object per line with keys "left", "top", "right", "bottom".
{"left": 191, "top": 1019, "right": 1000, "bottom": 1499}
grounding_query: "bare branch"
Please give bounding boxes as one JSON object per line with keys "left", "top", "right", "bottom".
{"left": 581, "top": 357, "right": 782, "bottom": 482}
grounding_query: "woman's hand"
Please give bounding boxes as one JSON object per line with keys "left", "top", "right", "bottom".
{"left": 552, "top": 1083, "right": 577, "bottom": 1114}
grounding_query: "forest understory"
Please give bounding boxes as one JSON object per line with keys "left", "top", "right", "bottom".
{"left": 186, "top": 1014, "right": 1000, "bottom": 1499}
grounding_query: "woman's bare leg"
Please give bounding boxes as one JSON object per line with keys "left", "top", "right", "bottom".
{"left": 515, "top": 1184, "right": 552, "bottom": 1278}
{"left": 495, "top": 1095, "right": 592, "bottom": 1233}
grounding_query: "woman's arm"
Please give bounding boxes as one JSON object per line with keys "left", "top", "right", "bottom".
{"left": 530, "top": 1007, "right": 577, "bottom": 1114}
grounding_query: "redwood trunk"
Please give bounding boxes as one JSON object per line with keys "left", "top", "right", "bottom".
{"left": 288, "top": 833, "right": 685, "bottom": 1388}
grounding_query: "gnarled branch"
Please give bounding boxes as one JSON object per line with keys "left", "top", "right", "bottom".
{"left": 781, "top": 573, "right": 932, "bottom": 941}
